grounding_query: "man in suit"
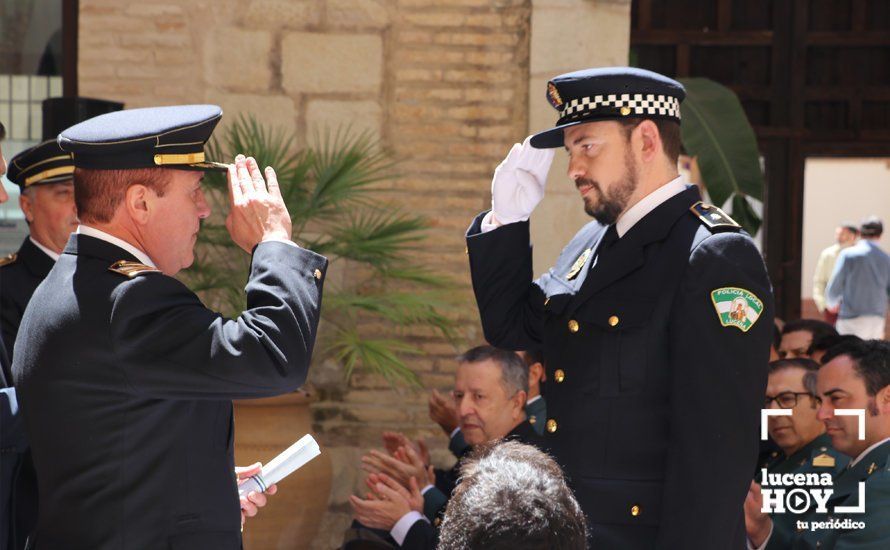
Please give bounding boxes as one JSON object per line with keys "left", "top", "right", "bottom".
{"left": 0, "top": 140, "right": 78, "bottom": 370}
{"left": 12, "top": 105, "right": 327, "bottom": 549}
{"left": 746, "top": 339, "right": 890, "bottom": 549}
{"left": 350, "top": 346, "right": 541, "bottom": 549}
{"left": 430, "top": 348, "right": 547, "bottom": 456}
{"left": 466, "top": 67, "right": 774, "bottom": 548}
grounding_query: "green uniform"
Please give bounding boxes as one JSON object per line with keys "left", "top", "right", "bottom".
{"left": 766, "top": 439, "right": 890, "bottom": 549}
{"left": 759, "top": 434, "right": 849, "bottom": 546}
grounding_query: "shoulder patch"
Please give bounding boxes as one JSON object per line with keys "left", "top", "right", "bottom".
{"left": 812, "top": 453, "right": 836, "bottom": 468}
{"left": 711, "top": 287, "right": 764, "bottom": 332}
{"left": 0, "top": 253, "right": 17, "bottom": 267}
{"left": 108, "top": 260, "right": 161, "bottom": 278}
{"left": 690, "top": 201, "right": 741, "bottom": 233}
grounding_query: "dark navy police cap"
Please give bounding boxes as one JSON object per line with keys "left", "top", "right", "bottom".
{"left": 530, "top": 67, "right": 686, "bottom": 149}
{"left": 58, "top": 104, "right": 227, "bottom": 171}
{"left": 7, "top": 140, "right": 74, "bottom": 190}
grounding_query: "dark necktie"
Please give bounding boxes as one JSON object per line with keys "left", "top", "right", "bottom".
{"left": 592, "top": 225, "right": 618, "bottom": 270}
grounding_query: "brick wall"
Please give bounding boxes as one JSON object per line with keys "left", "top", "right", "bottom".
{"left": 77, "top": 1, "right": 629, "bottom": 547}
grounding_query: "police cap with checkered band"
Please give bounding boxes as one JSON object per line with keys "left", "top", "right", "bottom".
{"left": 529, "top": 67, "right": 685, "bottom": 149}
{"left": 57, "top": 104, "right": 228, "bottom": 172}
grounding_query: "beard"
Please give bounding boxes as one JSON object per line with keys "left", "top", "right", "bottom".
{"left": 579, "top": 149, "right": 639, "bottom": 225}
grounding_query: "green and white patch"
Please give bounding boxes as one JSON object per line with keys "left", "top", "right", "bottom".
{"left": 711, "top": 287, "right": 763, "bottom": 332}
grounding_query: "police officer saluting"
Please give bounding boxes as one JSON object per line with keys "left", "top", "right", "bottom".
{"left": 12, "top": 105, "right": 327, "bottom": 549}
{"left": 466, "top": 68, "right": 774, "bottom": 548}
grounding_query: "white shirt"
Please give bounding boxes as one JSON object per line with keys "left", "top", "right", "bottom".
{"left": 29, "top": 236, "right": 60, "bottom": 262}
{"left": 615, "top": 176, "right": 687, "bottom": 237}
{"left": 76, "top": 225, "right": 157, "bottom": 267}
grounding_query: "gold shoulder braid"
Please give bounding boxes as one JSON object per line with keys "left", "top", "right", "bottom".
{"left": 108, "top": 260, "right": 161, "bottom": 278}
{"left": 0, "top": 253, "right": 18, "bottom": 267}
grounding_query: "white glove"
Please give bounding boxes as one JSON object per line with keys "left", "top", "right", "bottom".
{"left": 489, "top": 136, "right": 555, "bottom": 226}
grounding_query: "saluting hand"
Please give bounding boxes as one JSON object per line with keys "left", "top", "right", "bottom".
{"left": 226, "top": 154, "right": 293, "bottom": 253}
{"left": 490, "top": 135, "right": 555, "bottom": 226}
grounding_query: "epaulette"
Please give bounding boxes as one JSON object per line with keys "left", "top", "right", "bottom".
{"left": 0, "top": 253, "right": 18, "bottom": 267}
{"left": 812, "top": 453, "right": 836, "bottom": 468}
{"left": 108, "top": 260, "right": 161, "bottom": 278}
{"left": 690, "top": 201, "right": 742, "bottom": 233}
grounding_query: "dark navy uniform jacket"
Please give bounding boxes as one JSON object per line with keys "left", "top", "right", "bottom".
{"left": 466, "top": 186, "right": 774, "bottom": 549}
{"left": 0, "top": 237, "right": 56, "bottom": 377}
{"left": 12, "top": 234, "right": 326, "bottom": 550}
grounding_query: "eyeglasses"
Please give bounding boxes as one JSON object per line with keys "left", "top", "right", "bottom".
{"left": 764, "top": 392, "right": 820, "bottom": 409}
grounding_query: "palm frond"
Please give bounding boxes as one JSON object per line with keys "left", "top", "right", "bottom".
{"left": 298, "top": 127, "right": 396, "bottom": 223}
{"left": 327, "top": 328, "right": 424, "bottom": 388}
{"left": 311, "top": 210, "right": 427, "bottom": 266}
{"left": 325, "top": 291, "right": 458, "bottom": 342}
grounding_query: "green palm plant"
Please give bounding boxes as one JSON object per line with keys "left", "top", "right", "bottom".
{"left": 183, "top": 115, "right": 457, "bottom": 387}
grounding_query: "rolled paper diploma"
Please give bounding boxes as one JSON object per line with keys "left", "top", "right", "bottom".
{"left": 238, "top": 434, "right": 321, "bottom": 497}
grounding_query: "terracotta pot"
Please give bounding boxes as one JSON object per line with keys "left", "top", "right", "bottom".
{"left": 234, "top": 390, "right": 332, "bottom": 549}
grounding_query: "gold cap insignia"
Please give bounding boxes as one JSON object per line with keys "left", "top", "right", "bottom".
{"left": 547, "top": 82, "right": 564, "bottom": 109}
{"left": 868, "top": 462, "right": 878, "bottom": 475}
{"left": 812, "top": 453, "right": 836, "bottom": 468}
{"left": 108, "top": 260, "right": 162, "bottom": 278}
{"left": 0, "top": 253, "right": 18, "bottom": 267}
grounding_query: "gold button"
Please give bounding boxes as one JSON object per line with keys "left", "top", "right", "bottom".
{"left": 568, "top": 319, "right": 579, "bottom": 333}
{"left": 529, "top": 415, "right": 536, "bottom": 425}
{"left": 631, "top": 504, "right": 641, "bottom": 517}
{"left": 546, "top": 419, "right": 557, "bottom": 433}
{"left": 608, "top": 315, "right": 619, "bottom": 327}
{"left": 464, "top": 246, "right": 469, "bottom": 254}
{"left": 554, "top": 369, "right": 565, "bottom": 383}
{"left": 620, "top": 106, "right": 632, "bottom": 116}
{"left": 313, "top": 268, "right": 322, "bottom": 280}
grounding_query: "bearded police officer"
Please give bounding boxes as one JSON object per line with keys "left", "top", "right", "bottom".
{"left": 465, "top": 68, "right": 775, "bottom": 548}
{"left": 12, "top": 105, "right": 327, "bottom": 549}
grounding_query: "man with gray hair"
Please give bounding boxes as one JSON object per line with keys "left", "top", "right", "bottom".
{"left": 349, "top": 345, "right": 540, "bottom": 549}
{"left": 438, "top": 440, "right": 587, "bottom": 550}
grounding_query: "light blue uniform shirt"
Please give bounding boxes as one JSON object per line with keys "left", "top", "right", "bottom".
{"left": 826, "top": 240, "right": 890, "bottom": 319}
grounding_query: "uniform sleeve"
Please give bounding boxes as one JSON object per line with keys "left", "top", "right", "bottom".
{"left": 833, "top": 477, "right": 890, "bottom": 550}
{"left": 109, "top": 241, "right": 327, "bottom": 400}
{"left": 657, "top": 232, "right": 775, "bottom": 548}
{"left": 826, "top": 252, "right": 848, "bottom": 309}
{"left": 466, "top": 212, "right": 545, "bottom": 350}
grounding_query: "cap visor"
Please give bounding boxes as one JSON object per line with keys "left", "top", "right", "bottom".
{"left": 181, "top": 161, "right": 229, "bottom": 173}
{"left": 529, "top": 121, "right": 586, "bottom": 149}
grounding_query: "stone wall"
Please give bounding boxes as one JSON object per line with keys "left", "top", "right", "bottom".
{"left": 77, "top": 1, "right": 629, "bottom": 547}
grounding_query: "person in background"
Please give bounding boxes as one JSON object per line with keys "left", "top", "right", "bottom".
{"left": 746, "top": 340, "right": 890, "bottom": 549}
{"left": 778, "top": 319, "right": 837, "bottom": 360}
{"left": 747, "top": 358, "right": 849, "bottom": 547}
{"left": 813, "top": 222, "right": 859, "bottom": 324}
{"left": 350, "top": 346, "right": 540, "bottom": 550}
{"left": 437, "top": 441, "right": 587, "bottom": 550}
{"left": 826, "top": 216, "right": 890, "bottom": 340}
{"left": 1, "top": 140, "right": 78, "bottom": 370}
